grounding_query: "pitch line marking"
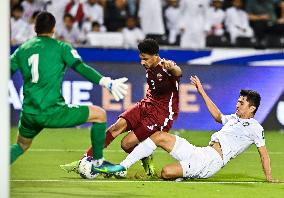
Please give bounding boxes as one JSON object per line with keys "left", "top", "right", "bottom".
{"left": 11, "top": 180, "right": 282, "bottom": 184}
{"left": 28, "top": 149, "right": 284, "bottom": 155}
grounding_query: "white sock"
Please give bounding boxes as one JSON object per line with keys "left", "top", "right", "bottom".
{"left": 120, "top": 138, "right": 157, "bottom": 169}
{"left": 92, "top": 158, "right": 104, "bottom": 167}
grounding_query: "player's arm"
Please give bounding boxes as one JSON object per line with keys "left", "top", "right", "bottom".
{"left": 257, "top": 146, "right": 275, "bottom": 182}
{"left": 62, "top": 44, "right": 128, "bottom": 101}
{"left": 190, "top": 75, "right": 222, "bottom": 123}
{"left": 72, "top": 62, "right": 128, "bottom": 102}
{"left": 72, "top": 62, "right": 103, "bottom": 84}
{"left": 161, "top": 59, "right": 182, "bottom": 77}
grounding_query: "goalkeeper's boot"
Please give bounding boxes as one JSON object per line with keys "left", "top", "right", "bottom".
{"left": 141, "top": 155, "right": 157, "bottom": 177}
{"left": 60, "top": 160, "right": 80, "bottom": 174}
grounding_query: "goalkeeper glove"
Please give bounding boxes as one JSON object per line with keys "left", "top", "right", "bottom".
{"left": 99, "top": 77, "right": 128, "bottom": 101}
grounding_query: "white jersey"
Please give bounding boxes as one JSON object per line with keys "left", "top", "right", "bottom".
{"left": 210, "top": 114, "right": 265, "bottom": 165}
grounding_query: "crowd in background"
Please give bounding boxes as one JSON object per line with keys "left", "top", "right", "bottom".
{"left": 10, "top": 0, "right": 284, "bottom": 49}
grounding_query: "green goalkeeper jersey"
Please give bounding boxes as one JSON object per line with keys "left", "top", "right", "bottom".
{"left": 11, "top": 36, "right": 100, "bottom": 115}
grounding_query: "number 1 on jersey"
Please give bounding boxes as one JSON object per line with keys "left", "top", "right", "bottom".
{"left": 28, "top": 54, "right": 39, "bottom": 83}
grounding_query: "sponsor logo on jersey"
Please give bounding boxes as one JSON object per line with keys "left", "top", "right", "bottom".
{"left": 242, "top": 122, "right": 250, "bottom": 127}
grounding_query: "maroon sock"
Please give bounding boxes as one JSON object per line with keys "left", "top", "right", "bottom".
{"left": 82, "top": 146, "right": 93, "bottom": 159}
{"left": 104, "top": 131, "right": 115, "bottom": 148}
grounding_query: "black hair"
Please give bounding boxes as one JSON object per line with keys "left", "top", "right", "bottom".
{"left": 91, "top": 21, "right": 100, "bottom": 28}
{"left": 12, "top": 5, "right": 24, "bottom": 12}
{"left": 35, "top": 11, "right": 56, "bottom": 34}
{"left": 31, "top": 11, "right": 40, "bottom": 19}
{"left": 240, "top": 89, "right": 261, "bottom": 114}
{"left": 138, "top": 38, "right": 159, "bottom": 55}
{"left": 63, "top": 13, "right": 74, "bottom": 21}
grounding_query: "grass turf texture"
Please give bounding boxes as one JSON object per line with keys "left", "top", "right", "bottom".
{"left": 10, "top": 128, "right": 284, "bottom": 198}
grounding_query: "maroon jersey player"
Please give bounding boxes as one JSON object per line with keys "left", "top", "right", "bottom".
{"left": 60, "top": 38, "right": 182, "bottom": 177}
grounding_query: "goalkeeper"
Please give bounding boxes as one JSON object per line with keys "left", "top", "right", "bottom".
{"left": 10, "top": 11, "right": 128, "bottom": 169}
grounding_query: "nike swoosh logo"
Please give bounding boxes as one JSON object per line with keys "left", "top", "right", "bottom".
{"left": 94, "top": 167, "right": 109, "bottom": 173}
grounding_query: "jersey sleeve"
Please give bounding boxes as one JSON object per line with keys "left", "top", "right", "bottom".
{"left": 61, "top": 42, "right": 82, "bottom": 67}
{"left": 10, "top": 48, "right": 20, "bottom": 76}
{"left": 221, "top": 114, "right": 235, "bottom": 125}
{"left": 252, "top": 125, "right": 265, "bottom": 147}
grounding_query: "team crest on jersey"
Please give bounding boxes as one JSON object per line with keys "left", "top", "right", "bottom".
{"left": 157, "top": 73, "right": 163, "bottom": 81}
{"left": 242, "top": 122, "right": 250, "bottom": 126}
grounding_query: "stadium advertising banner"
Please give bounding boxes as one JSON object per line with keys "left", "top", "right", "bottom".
{"left": 10, "top": 62, "right": 284, "bottom": 131}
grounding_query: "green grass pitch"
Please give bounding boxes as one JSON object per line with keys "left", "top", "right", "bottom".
{"left": 10, "top": 128, "right": 284, "bottom": 198}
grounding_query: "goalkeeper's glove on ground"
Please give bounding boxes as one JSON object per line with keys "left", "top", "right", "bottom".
{"left": 99, "top": 77, "right": 128, "bottom": 101}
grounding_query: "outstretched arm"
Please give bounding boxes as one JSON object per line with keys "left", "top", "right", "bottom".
{"left": 190, "top": 75, "right": 222, "bottom": 123}
{"left": 72, "top": 62, "right": 128, "bottom": 101}
{"left": 257, "top": 146, "right": 276, "bottom": 182}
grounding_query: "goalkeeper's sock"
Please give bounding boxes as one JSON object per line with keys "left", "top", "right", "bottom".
{"left": 83, "top": 130, "right": 115, "bottom": 158}
{"left": 120, "top": 138, "right": 157, "bottom": 169}
{"left": 10, "top": 143, "right": 24, "bottom": 164}
{"left": 91, "top": 122, "right": 106, "bottom": 160}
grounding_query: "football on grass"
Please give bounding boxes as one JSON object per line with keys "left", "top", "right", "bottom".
{"left": 78, "top": 156, "right": 99, "bottom": 179}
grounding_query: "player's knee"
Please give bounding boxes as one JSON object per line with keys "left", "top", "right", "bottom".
{"left": 120, "top": 138, "right": 135, "bottom": 153}
{"left": 17, "top": 139, "right": 32, "bottom": 151}
{"left": 151, "top": 131, "right": 167, "bottom": 146}
{"left": 88, "top": 106, "right": 106, "bottom": 123}
{"left": 120, "top": 139, "right": 130, "bottom": 151}
{"left": 161, "top": 166, "right": 174, "bottom": 180}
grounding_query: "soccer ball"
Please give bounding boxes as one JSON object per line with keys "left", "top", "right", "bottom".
{"left": 78, "top": 156, "right": 99, "bottom": 179}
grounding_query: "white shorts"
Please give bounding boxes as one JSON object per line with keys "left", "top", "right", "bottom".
{"left": 170, "top": 136, "right": 223, "bottom": 179}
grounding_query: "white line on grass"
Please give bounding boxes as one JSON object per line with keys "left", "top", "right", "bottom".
{"left": 11, "top": 180, "right": 281, "bottom": 184}
{"left": 28, "top": 149, "right": 284, "bottom": 155}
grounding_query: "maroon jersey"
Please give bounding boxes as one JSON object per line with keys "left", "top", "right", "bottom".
{"left": 120, "top": 60, "right": 180, "bottom": 141}
{"left": 143, "top": 61, "right": 180, "bottom": 116}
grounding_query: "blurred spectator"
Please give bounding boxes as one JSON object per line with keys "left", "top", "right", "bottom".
{"left": 11, "top": 5, "right": 29, "bottom": 45}
{"left": 179, "top": 0, "right": 210, "bottom": 48}
{"left": 278, "top": 0, "right": 284, "bottom": 24}
{"left": 46, "top": 0, "right": 69, "bottom": 28}
{"left": 127, "top": 0, "right": 138, "bottom": 16}
{"left": 83, "top": 20, "right": 106, "bottom": 34}
{"left": 104, "top": 0, "right": 129, "bottom": 31}
{"left": 122, "top": 16, "right": 145, "bottom": 48}
{"left": 246, "top": 0, "right": 284, "bottom": 44}
{"left": 56, "top": 13, "right": 83, "bottom": 45}
{"left": 225, "top": 0, "right": 254, "bottom": 44}
{"left": 83, "top": 0, "right": 104, "bottom": 25}
{"left": 91, "top": 21, "right": 106, "bottom": 32}
{"left": 11, "top": 0, "right": 20, "bottom": 10}
{"left": 21, "top": 0, "right": 43, "bottom": 21}
{"left": 138, "top": 0, "right": 165, "bottom": 37}
{"left": 205, "top": 0, "right": 225, "bottom": 36}
{"left": 65, "top": 0, "right": 84, "bottom": 25}
{"left": 164, "top": 0, "right": 181, "bottom": 45}
{"left": 86, "top": 21, "right": 107, "bottom": 44}
{"left": 21, "top": 11, "right": 40, "bottom": 42}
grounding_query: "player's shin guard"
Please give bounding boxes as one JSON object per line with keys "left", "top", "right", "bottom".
{"left": 10, "top": 143, "right": 24, "bottom": 164}
{"left": 91, "top": 122, "right": 106, "bottom": 160}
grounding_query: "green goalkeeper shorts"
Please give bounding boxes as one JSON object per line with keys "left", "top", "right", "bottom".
{"left": 18, "top": 104, "right": 89, "bottom": 139}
